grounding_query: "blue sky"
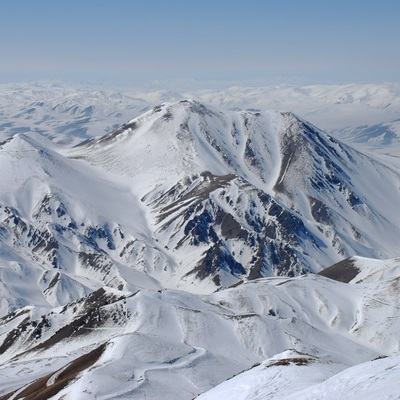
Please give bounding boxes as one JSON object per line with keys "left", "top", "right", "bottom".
{"left": 1, "top": 0, "right": 399, "bottom": 86}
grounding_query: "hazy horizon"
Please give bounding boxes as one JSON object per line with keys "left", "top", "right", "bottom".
{"left": 1, "top": 0, "right": 399, "bottom": 87}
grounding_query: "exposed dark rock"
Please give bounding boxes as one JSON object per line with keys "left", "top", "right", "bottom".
{"left": 37, "top": 288, "right": 124, "bottom": 350}
{"left": 309, "top": 196, "right": 332, "bottom": 224}
{"left": 219, "top": 213, "right": 243, "bottom": 240}
{"left": 273, "top": 120, "right": 308, "bottom": 194}
{"left": 318, "top": 258, "right": 360, "bottom": 283}
{"left": 190, "top": 243, "right": 246, "bottom": 280}
{"left": 183, "top": 208, "right": 217, "bottom": 246}
{"left": 86, "top": 225, "right": 116, "bottom": 250}
{"left": 44, "top": 272, "right": 60, "bottom": 293}
{"left": 97, "top": 121, "right": 138, "bottom": 144}
{"left": 0, "top": 317, "right": 30, "bottom": 355}
{"left": 266, "top": 356, "right": 315, "bottom": 367}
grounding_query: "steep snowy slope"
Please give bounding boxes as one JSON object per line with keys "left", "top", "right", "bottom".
{"left": 68, "top": 100, "right": 400, "bottom": 290}
{"left": 1, "top": 257, "right": 400, "bottom": 399}
{"left": 0, "top": 133, "right": 164, "bottom": 316}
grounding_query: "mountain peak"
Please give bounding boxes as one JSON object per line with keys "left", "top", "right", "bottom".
{"left": 62, "top": 103, "right": 400, "bottom": 290}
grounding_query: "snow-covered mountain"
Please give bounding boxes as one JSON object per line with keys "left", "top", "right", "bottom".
{"left": 1, "top": 100, "right": 400, "bottom": 303}
{"left": 1, "top": 85, "right": 400, "bottom": 398}
{"left": 69, "top": 100, "right": 400, "bottom": 288}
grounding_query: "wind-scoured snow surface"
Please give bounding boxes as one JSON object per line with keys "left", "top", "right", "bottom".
{"left": 1, "top": 82, "right": 400, "bottom": 398}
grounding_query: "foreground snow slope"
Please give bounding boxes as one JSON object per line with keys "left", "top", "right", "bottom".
{"left": 198, "top": 256, "right": 400, "bottom": 400}
{"left": 197, "top": 351, "right": 400, "bottom": 400}
{"left": 1, "top": 257, "right": 400, "bottom": 399}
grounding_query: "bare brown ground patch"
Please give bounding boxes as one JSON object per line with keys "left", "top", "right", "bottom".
{"left": 318, "top": 258, "right": 360, "bottom": 283}
{"left": 0, "top": 342, "right": 107, "bottom": 400}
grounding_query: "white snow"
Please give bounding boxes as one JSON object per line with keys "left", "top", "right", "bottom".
{"left": 0, "top": 81, "right": 400, "bottom": 399}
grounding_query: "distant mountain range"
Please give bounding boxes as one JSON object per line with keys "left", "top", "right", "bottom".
{"left": 1, "top": 81, "right": 400, "bottom": 150}
{"left": 1, "top": 83, "right": 400, "bottom": 399}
